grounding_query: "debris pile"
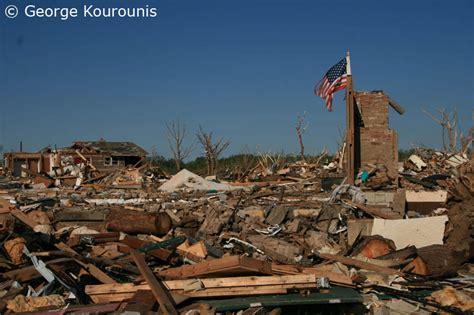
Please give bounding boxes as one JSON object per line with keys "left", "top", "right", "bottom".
{"left": 0, "top": 152, "right": 473, "bottom": 314}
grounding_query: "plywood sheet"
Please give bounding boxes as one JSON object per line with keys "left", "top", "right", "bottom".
{"left": 371, "top": 216, "right": 448, "bottom": 249}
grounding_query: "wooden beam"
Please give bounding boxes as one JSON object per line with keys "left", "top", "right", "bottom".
{"left": 120, "top": 235, "right": 172, "bottom": 261}
{"left": 75, "top": 149, "right": 97, "bottom": 171}
{"left": 85, "top": 274, "right": 319, "bottom": 302}
{"left": 86, "top": 274, "right": 318, "bottom": 295}
{"left": 345, "top": 53, "right": 355, "bottom": 185}
{"left": 2, "top": 258, "right": 74, "bottom": 282}
{"left": 159, "top": 255, "right": 272, "bottom": 279}
{"left": 315, "top": 252, "right": 403, "bottom": 276}
{"left": 388, "top": 98, "right": 405, "bottom": 115}
{"left": 130, "top": 249, "right": 178, "bottom": 315}
{"left": 271, "top": 264, "right": 353, "bottom": 285}
{"left": 10, "top": 209, "right": 38, "bottom": 229}
{"left": 74, "top": 260, "right": 117, "bottom": 285}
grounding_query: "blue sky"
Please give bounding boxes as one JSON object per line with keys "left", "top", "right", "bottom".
{"left": 1, "top": 0, "right": 473, "bottom": 158}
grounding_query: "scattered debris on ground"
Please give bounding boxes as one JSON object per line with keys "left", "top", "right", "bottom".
{"left": 0, "top": 146, "right": 472, "bottom": 314}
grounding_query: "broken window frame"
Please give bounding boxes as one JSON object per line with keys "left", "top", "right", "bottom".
{"left": 104, "top": 156, "right": 119, "bottom": 166}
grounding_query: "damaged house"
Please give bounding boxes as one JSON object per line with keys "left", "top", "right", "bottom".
{"left": 3, "top": 140, "right": 148, "bottom": 177}
{"left": 67, "top": 141, "right": 148, "bottom": 173}
{"left": 3, "top": 151, "right": 52, "bottom": 178}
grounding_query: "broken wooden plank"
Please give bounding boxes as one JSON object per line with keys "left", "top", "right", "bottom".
{"left": 10, "top": 208, "right": 38, "bottom": 230}
{"left": 343, "top": 200, "right": 401, "bottom": 219}
{"left": 2, "top": 258, "right": 74, "bottom": 282}
{"left": 75, "top": 260, "right": 117, "bottom": 285}
{"left": 159, "top": 255, "right": 272, "bottom": 279}
{"left": 130, "top": 248, "right": 178, "bottom": 315}
{"left": 85, "top": 274, "right": 318, "bottom": 301}
{"left": 315, "top": 252, "right": 403, "bottom": 276}
{"left": 176, "top": 240, "right": 207, "bottom": 259}
{"left": 388, "top": 98, "right": 405, "bottom": 115}
{"left": 165, "top": 274, "right": 317, "bottom": 290}
{"left": 55, "top": 242, "right": 140, "bottom": 275}
{"left": 88, "top": 287, "right": 287, "bottom": 303}
{"left": 120, "top": 235, "right": 173, "bottom": 261}
{"left": 271, "top": 264, "right": 353, "bottom": 286}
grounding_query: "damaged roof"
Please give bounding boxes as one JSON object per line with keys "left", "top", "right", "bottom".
{"left": 71, "top": 141, "right": 148, "bottom": 156}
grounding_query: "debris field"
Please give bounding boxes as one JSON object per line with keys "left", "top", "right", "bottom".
{"left": 0, "top": 146, "right": 473, "bottom": 314}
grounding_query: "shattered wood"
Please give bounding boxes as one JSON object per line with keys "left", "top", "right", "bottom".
{"left": 0, "top": 150, "right": 472, "bottom": 314}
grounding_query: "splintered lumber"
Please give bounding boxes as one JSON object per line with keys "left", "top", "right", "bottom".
{"left": 130, "top": 249, "right": 178, "bottom": 315}
{"left": 55, "top": 242, "right": 140, "bottom": 275}
{"left": 315, "top": 252, "right": 403, "bottom": 276}
{"left": 176, "top": 240, "right": 208, "bottom": 261}
{"left": 75, "top": 260, "right": 117, "bottom": 284}
{"left": 75, "top": 149, "right": 97, "bottom": 171}
{"left": 343, "top": 200, "right": 401, "bottom": 219}
{"left": 159, "top": 255, "right": 273, "bottom": 279}
{"left": 167, "top": 277, "right": 314, "bottom": 299}
{"left": 271, "top": 264, "right": 353, "bottom": 286}
{"left": 85, "top": 274, "right": 318, "bottom": 302}
{"left": 106, "top": 207, "right": 172, "bottom": 236}
{"left": 166, "top": 274, "right": 317, "bottom": 290}
{"left": 10, "top": 209, "right": 38, "bottom": 230}
{"left": 3, "top": 258, "right": 74, "bottom": 282}
{"left": 26, "top": 249, "right": 119, "bottom": 285}
{"left": 55, "top": 242, "right": 117, "bottom": 285}
{"left": 119, "top": 235, "right": 172, "bottom": 261}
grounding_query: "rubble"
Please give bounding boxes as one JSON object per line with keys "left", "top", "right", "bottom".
{"left": 159, "top": 169, "right": 241, "bottom": 192}
{"left": 0, "top": 141, "right": 472, "bottom": 314}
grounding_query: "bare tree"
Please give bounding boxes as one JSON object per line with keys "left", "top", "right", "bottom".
{"left": 423, "top": 108, "right": 459, "bottom": 153}
{"left": 296, "top": 111, "right": 309, "bottom": 161}
{"left": 196, "top": 126, "right": 230, "bottom": 175}
{"left": 166, "top": 120, "right": 193, "bottom": 171}
{"left": 423, "top": 107, "right": 474, "bottom": 155}
{"left": 460, "top": 125, "right": 474, "bottom": 155}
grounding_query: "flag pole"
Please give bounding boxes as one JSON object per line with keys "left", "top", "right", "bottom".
{"left": 345, "top": 51, "right": 355, "bottom": 185}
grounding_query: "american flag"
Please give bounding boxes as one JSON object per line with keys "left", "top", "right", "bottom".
{"left": 314, "top": 57, "right": 348, "bottom": 112}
